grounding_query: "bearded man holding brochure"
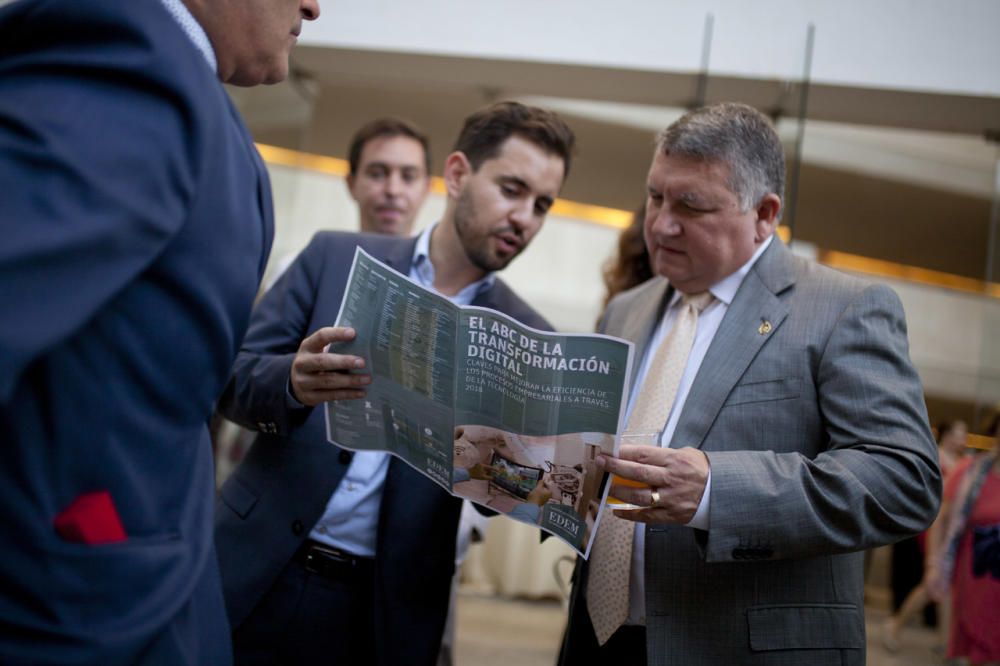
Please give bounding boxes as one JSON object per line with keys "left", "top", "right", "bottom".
{"left": 215, "top": 101, "right": 575, "bottom": 665}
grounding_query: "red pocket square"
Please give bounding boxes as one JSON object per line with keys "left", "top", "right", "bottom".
{"left": 54, "top": 490, "right": 127, "bottom": 544}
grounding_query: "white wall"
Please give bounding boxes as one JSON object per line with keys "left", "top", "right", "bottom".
{"left": 879, "top": 278, "right": 1000, "bottom": 406}
{"left": 302, "top": 0, "right": 1000, "bottom": 98}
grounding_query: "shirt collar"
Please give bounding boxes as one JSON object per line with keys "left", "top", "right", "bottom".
{"left": 668, "top": 233, "right": 774, "bottom": 308}
{"left": 159, "top": 0, "right": 218, "bottom": 74}
{"left": 410, "top": 224, "right": 497, "bottom": 303}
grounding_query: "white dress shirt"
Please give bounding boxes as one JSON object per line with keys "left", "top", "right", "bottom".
{"left": 626, "top": 235, "right": 773, "bottom": 624}
{"left": 309, "top": 225, "right": 495, "bottom": 556}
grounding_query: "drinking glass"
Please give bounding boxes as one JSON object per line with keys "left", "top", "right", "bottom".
{"left": 605, "top": 431, "right": 660, "bottom": 510}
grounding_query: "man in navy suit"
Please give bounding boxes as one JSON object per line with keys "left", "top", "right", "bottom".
{"left": 0, "top": 0, "right": 319, "bottom": 663}
{"left": 215, "top": 101, "right": 575, "bottom": 665}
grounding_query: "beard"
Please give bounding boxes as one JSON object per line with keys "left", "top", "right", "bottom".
{"left": 452, "top": 188, "right": 521, "bottom": 273}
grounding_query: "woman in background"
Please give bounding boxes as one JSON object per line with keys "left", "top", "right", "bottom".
{"left": 883, "top": 420, "right": 969, "bottom": 650}
{"left": 601, "top": 202, "right": 652, "bottom": 309}
{"left": 927, "top": 416, "right": 1000, "bottom": 665}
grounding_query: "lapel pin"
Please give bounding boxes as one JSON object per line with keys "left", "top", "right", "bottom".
{"left": 758, "top": 320, "right": 772, "bottom": 335}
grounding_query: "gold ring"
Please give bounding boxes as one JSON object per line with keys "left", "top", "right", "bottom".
{"left": 650, "top": 490, "right": 661, "bottom": 506}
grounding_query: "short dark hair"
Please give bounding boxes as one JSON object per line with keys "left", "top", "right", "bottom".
{"left": 453, "top": 101, "right": 575, "bottom": 177}
{"left": 658, "top": 102, "right": 785, "bottom": 217}
{"left": 348, "top": 117, "right": 431, "bottom": 176}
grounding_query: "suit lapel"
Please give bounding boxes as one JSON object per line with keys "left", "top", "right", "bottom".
{"left": 671, "top": 239, "right": 795, "bottom": 450}
{"left": 382, "top": 236, "right": 420, "bottom": 275}
{"left": 469, "top": 283, "right": 500, "bottom": 310}
{"left": 251, "top": 151, "right": 274, "bottom": 278}
{"left": 222, "top": 92, "right": 274, "bottom": 279}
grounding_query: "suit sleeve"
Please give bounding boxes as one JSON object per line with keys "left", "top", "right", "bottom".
{"left": 0, "top": 14, "right": 197, "bottom": 402}
{"left": 702, "top": 283, "right": 941, "bottom": 562}
{"left": 217, "top": 235, "right": 329, "bottom": 434}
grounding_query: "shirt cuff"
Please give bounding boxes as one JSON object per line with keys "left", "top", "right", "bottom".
{"left": 286, "top": 379, "right": 306, "bottom": 409}
{"left": 684, "top": 467, "right": 711, "bottom": 530}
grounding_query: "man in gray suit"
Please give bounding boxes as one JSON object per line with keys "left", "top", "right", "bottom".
{"left": 558, "top": 102, "right": 941, "bottom": 665}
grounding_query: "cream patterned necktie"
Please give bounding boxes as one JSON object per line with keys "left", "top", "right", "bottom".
{"left": 586, "top": 291, "right": 715, "bottom": 645}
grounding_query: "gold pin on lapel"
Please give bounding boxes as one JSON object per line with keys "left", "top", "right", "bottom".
{"left": 758, "top": 320, "right": 772, "bottom": 335}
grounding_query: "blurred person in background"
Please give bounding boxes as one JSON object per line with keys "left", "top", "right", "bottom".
{"left": 214, "top": 118, "right": 432, "bottom": 482}
{"left": 927, "top": 416, "right": 1000, "bottom": 665}
{"left": 0, "top": 0, "right": 319, "bottom": 662}
{"left": 348, "top": 117, "right": 432, "bottom": 236}
{"left": 256, "top": 118, "right": 431, "bottom": 289}
{"left": 883, "top": 420, "right": 969, "bottom": 652}
{"left": 601, "top": 201, "right": 654, "bottom": 309}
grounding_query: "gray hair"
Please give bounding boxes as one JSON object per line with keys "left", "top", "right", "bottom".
{"left": 657, "top": 103, "right": 785, "bottom": 217}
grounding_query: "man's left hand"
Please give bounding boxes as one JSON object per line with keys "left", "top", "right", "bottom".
{"left": 599, "top": 444, "right": 709, "bottom": 524}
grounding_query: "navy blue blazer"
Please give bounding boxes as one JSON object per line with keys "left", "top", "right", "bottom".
{"left": 216, "top": 231, "right": 551, "bottom": 666}
{"left": 0, "top": 1, "right": 273, "bottom": 663}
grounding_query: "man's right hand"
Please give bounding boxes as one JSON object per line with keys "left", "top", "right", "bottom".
{"left": 289, "top": 326, "right": 371, "bottom": 406}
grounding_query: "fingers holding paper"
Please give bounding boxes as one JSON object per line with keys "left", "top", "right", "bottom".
{"left": 290, "top": 326, "right": 371, "bottom": 406}
{"left": 599, "top": 444, "right": 710, "bottom": 524}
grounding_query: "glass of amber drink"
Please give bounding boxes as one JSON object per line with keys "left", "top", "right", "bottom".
{"left": 605, "top": 431, "right": 660, "bottom": 510}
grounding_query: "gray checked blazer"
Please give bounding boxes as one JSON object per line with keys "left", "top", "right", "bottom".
{"left": 561, "top": 237, "right": 940, "bottom": 666}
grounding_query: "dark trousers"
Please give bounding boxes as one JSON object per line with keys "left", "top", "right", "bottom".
{"left": 232, "top": 542, "right": 375, "bottom": 665}
{"left": 559, "top": 574, "right": 647, "bottom": 666}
